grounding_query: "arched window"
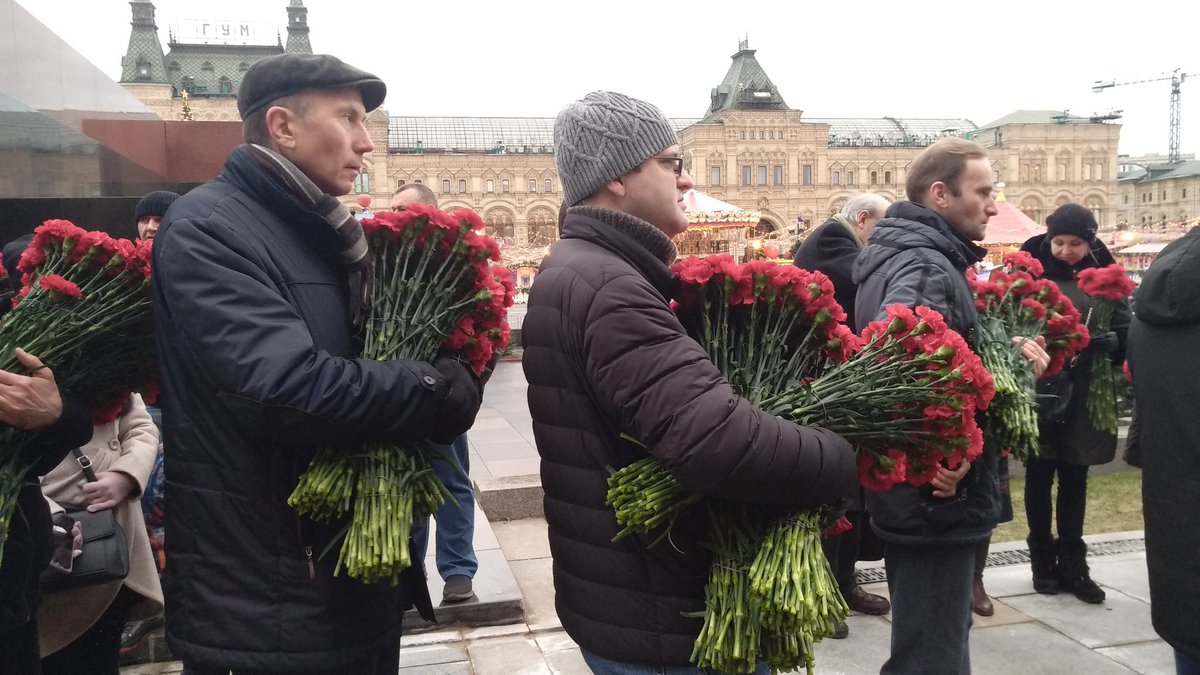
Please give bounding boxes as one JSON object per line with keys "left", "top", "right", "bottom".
{"left": 459, "top": 179, "right": 467, "bottom": 193}
{"left": 501, "top": 179, "right": 510, "bottom": 193}
{"left": 484, "top": 209, "right": 515, "bottom": 242}
{"left": 832, "top": 171, "right": 840, "bottom": 186}
{"left": 529, "top": 179, "right": 537, "bottom": 193}
{"left": 544, "top": 179, "right": 553, "bottom": 193}
{"left": 870, "top": 171, "right": 878, "bottom": 185}
{"left": 486, "top": 179, "right": 494, "bottom": 193}
{"left": 442, "top": 180, "right": 451, "bottom": 194}
{"left": 201, "top": 61, "right": 215, "bottom": 72}
{"left": 238, "top": 62, "right": 250, "bottom": 72}
{"left": 884, "top": 170, "right": 892, "bottom": 184}
{"left": 527, "top": 207, "right": 559, "bottom": 246}
{"left": 218, "top": 77, "right": 232, "bottom": 95}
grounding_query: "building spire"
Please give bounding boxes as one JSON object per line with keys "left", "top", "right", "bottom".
{"left": 704, "top": 38, "right": 790, "bottom": 119}
{"left": 285, "top": 0, "right": 312, "bottom": 53}
{"left": 119, "top": 1, "right": 168, "bottom": 84}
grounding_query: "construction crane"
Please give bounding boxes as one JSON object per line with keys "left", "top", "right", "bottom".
{"left": 1093, "top": 68, "right": 1192, "bottom": 163}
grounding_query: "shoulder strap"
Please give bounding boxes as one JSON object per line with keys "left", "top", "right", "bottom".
{"left": 70, "top": 448, "right": 98, "bottom": 482}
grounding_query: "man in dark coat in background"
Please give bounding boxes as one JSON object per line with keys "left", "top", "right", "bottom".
{"left": 794, "top": 192, "right": 892, "bottom": 638}
{"left": 794, "top": 192, "right": 889, "bottom": 332}
{"left": 522, "top": 90, "right": 856, "bottom": 673}
{"left": 152, "top": 53, "right": 483, "bottom": 673}
{"left": 1127, "top": 226, "right": 1200, "bottom": 674}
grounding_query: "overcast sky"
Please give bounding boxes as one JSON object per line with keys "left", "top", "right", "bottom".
{"left": 22, "top": 0, "right": 1200, "bottom": 158}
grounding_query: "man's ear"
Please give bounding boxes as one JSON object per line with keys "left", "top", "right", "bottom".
{"left": 265, "top": 105, "right": 296, "bottom": 150}
{"left": 927, "top": 181, "right": 950, "bottom": 210}
{"left": 602, "top": 177, "right": 626, "bottom": 199}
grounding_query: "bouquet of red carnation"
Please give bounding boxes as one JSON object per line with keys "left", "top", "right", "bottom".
{"left": 1076, "top": 264, "right": 1134, "bottom": 434}
{"left": 608, "top": 256, "right": 992, "bottom": 674}
{"left": 969, "top": 252, "right": 1088, "bottom": 458}
{"left": 288, "top": 204, "right": 513, "bottom": 585}
{"left": 0, "top": 220, "right": 156, "bottom": 561}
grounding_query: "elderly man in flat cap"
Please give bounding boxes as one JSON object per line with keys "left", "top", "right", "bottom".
{"left": 151, "top": 53, "right": 483, "bottom": 674}
{"left": 521, "top": 91, "right": 856, "bottom": 673}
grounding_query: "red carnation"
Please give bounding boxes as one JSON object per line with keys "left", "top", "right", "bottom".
{"left": 38, "top": 274, "right": 82, "bottom": 299}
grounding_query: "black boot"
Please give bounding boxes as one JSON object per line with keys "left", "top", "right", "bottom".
{"left": 1027, "top": 535, "right": 1059, "bottom": 595}
{"left": 1056, "top": 539, "right": 1105, "bottom": 604}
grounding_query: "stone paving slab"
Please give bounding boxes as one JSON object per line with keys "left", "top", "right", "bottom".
{"left": 971, "top": 622, "right": 1137, "bottom": 674}
{"left": 493, "top": 517, "right": 552, "bottom": 561}
{"left": 510, "top": 557, "right": 562, "bottom": 633}
{"left": 1004, "top": 587, "right": 1159, "bottom": 649}
{"left": 397, "top": 642, "right": 469, "bottom": 669}
{"left": 810, "top": 614, "right": 893, "bottom": 673}
{"left": 467, "top": 636, "right": 552, "bottom": 675}
{"left": 1096, "top": 640, "right": 1179, "bottom": 674}
{"left": 1088, "top": 553, "right": 1153, "bottom": 604}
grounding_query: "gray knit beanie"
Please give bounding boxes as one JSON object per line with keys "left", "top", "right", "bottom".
{"left": 554, "top": 91, "right": 679, "bottom": 207}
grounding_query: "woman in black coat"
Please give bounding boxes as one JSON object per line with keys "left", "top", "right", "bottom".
{"left": 1019, "top": 204, "right": 1131, "bottom": 604}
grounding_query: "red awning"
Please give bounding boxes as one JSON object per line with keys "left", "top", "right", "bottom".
{"left": 983, "top": 191, "right": 1044, "bottom": 245}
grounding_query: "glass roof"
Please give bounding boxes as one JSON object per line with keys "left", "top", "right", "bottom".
{"left": 807, "top": 118, "right": 978, "bottom": 147}
{"left": 387, "top": 117, "right": 977, "bottom": 153}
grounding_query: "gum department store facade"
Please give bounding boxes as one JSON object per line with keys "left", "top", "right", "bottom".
{"left": 120, "top": 1, "right": 1124, "bottom": 255}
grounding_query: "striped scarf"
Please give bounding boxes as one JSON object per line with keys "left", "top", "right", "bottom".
{"left": 246, "top": 143, "right": 372, "bottom": 326}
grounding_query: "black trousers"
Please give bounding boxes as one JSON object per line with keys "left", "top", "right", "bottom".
{"left": 42, "top": 587, "right": 140, "bottom": 675}
{"left": 1023, "top": 456, "right": 1089, "bottom": 543}
{"left": 0, "top": 618, "right": 42, "bottom": 675}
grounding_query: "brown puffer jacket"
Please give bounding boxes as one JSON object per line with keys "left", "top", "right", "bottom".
{"left": 522, "top": 207, "right": 856, "bottom": 666}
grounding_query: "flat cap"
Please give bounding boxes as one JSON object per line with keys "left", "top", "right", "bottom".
{"left": 237, "top": 53, "right": 387, "bottom": 118}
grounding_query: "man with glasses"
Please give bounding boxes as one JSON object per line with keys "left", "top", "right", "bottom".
{"left": 522, "top": 90, "right": 856, "bottom": 673}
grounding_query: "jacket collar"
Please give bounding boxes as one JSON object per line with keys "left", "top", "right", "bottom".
{"left": 561, "top": 206, "right": 679, "bottom": 299}
{"left": 876, "top": 200, "right": 988, "bottom": 271}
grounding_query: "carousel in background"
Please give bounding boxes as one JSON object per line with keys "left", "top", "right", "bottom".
{"left": 980, "top": 186, "right": 1044, "bottom": 264}
{"left": 673, "top": 189, "right": 791, "bottom": 262}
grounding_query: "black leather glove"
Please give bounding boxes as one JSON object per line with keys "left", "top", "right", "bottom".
{"left": 430, "top": 357, "right": 482, "bottom": 444}
{"left": 1089, "top": 330, "right": 1119, "bottom": 355}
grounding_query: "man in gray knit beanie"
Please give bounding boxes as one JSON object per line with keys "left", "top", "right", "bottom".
{"left": 554, "top": 91, "right": 682, "bottom": 209}
{"left": 524, "top": 92, "right": 855, "bottom": 673}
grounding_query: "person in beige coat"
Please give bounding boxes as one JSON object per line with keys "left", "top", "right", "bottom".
{"left": 37, "top": 394, "right": 163, "bottom": 674}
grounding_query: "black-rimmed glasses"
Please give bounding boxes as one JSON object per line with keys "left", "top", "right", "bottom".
{"left": 653, "top": 155, "right": 684, "bottom": 176}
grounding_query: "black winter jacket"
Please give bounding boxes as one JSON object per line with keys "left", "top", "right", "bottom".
{"left": 0, "top": 397, "right": 92, "bottom": 633}
{"left": 152, "top": 147, "right": 443, "bottom": 670}
{"left": 852, "top": 201, "right": 1000, "bottom": 545}
{"left": 1020, "top": 235, "right": 1131, "bottom": 466}
{"left": 523, "top": 207, "right": 856, "bottom": 666}
{"left": 794, "top": 216, "right": 864, "bottom": 331}
{"left": 1127, "top": 227, "right": 1200, "bottom": 660}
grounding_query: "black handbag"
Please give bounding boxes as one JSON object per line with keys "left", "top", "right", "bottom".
{"left": 40, "top": 448, "right": 131, "bottom": 592}
{"left": 1036, "top": 371, "right": 1074, "bottom": 425}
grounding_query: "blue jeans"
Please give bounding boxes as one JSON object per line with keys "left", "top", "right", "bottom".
{"left": 1178, "top": 648, "right": 1200, "bottom": 675}
{"left": 411, "top": 435, "right": 478, "bottom": 580}
{"left": 581, "top": 649, "right": 769, "bottom": 674}
{"left": 882, "top": 540, "right": 975, "bottom": 675}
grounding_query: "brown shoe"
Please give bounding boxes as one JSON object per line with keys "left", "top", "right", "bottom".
{"left": 971, "top": 580, "right": 994, "bottom": 616}
{"left": 845, "top": 585, "right": 890, "bottom": 615}
{"left": 831, "top": 621, "right": 849, "bottom": 639}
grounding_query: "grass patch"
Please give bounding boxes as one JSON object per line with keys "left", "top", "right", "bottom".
{"left": 992, "top": 469, "right": 1144, "bottom": 544}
